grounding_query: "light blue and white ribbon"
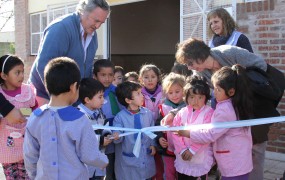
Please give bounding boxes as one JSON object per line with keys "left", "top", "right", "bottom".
{"left": 93, "top": 116, "right": 285, "bottom": 157}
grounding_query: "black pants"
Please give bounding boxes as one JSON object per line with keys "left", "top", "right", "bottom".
{"left": 178, "top": 172, "right": 207, "bottom": 180}
{"left": 105, "top": 153, "right": 116, "bottom": 180}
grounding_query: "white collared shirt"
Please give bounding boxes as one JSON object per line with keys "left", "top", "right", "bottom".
{"left": 80, "top": 24, "right": 95, "bottom": 62}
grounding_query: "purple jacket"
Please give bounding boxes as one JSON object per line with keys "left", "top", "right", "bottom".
{"left": 190, "top": 99, "right": 253, "bottom": 177}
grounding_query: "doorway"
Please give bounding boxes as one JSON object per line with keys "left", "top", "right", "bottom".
{"left": 110, "top": 0, "right": 180, "bottom": 75}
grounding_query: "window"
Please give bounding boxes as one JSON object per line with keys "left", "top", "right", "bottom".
{"left": 30, "top": 12, "right": 47, "bottom": 55}
{"left": 30, "top": 3, "right": 76, "bottom": 55}
{"left": 180, "top": 0, "right": 237, "bottom": 43}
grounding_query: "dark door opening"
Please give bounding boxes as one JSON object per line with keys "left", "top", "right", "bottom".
{"left": 110, "top": 0, "right": 180, "bottom": 75}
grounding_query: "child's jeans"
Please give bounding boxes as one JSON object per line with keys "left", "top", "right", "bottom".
{"left": 162, "top": 155, "right": 177, "bottom": 180}
{"left": 2, "top": 160, "right": 30, "bottom": 180}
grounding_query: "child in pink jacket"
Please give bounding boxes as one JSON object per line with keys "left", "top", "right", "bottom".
{"left": 172, "top": 75, "right": 214, "bottom": 179}
{"left": 0, "top": 55, "right": 38, "bottom": 179}
{"left": 155, "top": 73, "right": 186, "bottom": 180}
{"left": 179, "top": 65, "right": 253, "bottom": 180}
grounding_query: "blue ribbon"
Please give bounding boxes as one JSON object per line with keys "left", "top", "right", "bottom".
{"left": 93, "top": 116, "right": 285, "bottom": 158}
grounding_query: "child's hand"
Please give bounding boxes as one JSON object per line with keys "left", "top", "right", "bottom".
{"left": 159, "top": 137, "right": 168, "bottom": 148}
{"left": 149, "top": 146, "right": 156, "bottom": 156}
{"left": 181, "top": 149, "right": 193, "bottom": 161}
{"left": 103, "top": 137, "right": 112, "bottom": 146}
{"left": 6, "top": 108, "right": 26, "bottom": 124}
{"left": 161, "top": 113, "right": 174, "bottom": 126}
{"left": 112, "top": 132, "right": 120, "bottom": 140}
{"left": 178, "top": 130, "right": 190, "bottom": 138}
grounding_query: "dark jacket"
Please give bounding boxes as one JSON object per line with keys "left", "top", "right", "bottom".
{"left": 0, "top": 93, "right": 14, "bottom": 117}
{"left": 251, "top": 64, "right": 285, "bottom": 144}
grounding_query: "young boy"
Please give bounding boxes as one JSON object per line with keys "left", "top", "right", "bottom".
{"left": 23, "top": 57, "right": 108, "bottom": 179}
{"left": 124, "top": 71, "right": 139, "bottom": 83}
{"left": 113, "top": 81, "right": 156, "bottom": 180}
{"left": 93, "top": 59, "right": 121, "bottom": 180}
{"left": 112, "top": 66, "right": 124, "bottom": 86}
{"left": 78, "top": 78, "right": 112, "bottom": 180}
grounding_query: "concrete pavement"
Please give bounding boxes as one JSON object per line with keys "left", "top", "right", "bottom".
{"left": 0, "top": 151, "right": 284, "bottom": 179}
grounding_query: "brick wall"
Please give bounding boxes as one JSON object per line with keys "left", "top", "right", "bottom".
{"left": 14, "top": 0, "right": 36, "bottom": 81}
{"left": 237, "top": 0, "right": 285, "bottom": 154}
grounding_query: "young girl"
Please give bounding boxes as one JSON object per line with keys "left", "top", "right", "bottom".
{"left": 0, "top": 55, "right": 37, "bottom": 179}
{"left": 172, "top": 75, "right": 214, "bottom": 180}
{"left": 113, "top": 81, "right": 156, "bottom": 180}
{"left": 179, "top": 65, "right": 253, "bottom": 180}
{"left": 139, "top": 64, "right": 164, "bottom": 179}
{"left": 112, "top": 66, "right": 124, "bottom": 86}
{"left": 155, "top": 72, "right": 186, "bottom": 180}
{"left": 139, "top": 64, "right": 163, "bottom": 121}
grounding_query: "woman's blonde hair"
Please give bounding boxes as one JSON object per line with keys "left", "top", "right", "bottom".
{"left": 162, "top": 72, "right": 185, "bottom": 94}
{"left": 207, "top": 8, "right": 238, "bottom": 36}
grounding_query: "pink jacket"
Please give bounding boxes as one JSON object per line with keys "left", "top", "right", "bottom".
{"left": 142, "top": 87, "right": 163, "bottom": 121}
{"left": 190, "top": 99, "right": 253, "bottom": 177}
{"left": 0, "top": 84, "right": 36, "bottom": 163}
{"left": 172, "top": 105, "right": 214, "bottom": 176}
{"left": 159, "top": 104, "right": 175, "bottom": 153}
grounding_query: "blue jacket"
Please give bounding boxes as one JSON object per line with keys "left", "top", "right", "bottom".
{"left": 24, "top": 105, "right": 108, "bottom": 180}
{"left": 113, "top": 107, "right": 156, "bottom": 180}
{"left": 29, "top": 12, "right": 98, "bottom": 99}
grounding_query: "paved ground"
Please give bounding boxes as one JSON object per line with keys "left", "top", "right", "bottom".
{"left": 0, "top": 152, "right": 284, "bottom": 179}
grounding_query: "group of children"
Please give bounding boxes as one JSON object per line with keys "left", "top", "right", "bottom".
{"left": 0, "top": 54, "right": 254, "bottom": 180}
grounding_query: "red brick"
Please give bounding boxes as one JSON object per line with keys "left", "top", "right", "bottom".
{"left": 258, "top": 19, "right": 280, "bottom": 25}
{"left": 278, "top": 104, "right": 285, "bottom": 109}
{"left": 255, "top": 26, "right": 268, "bottom": 32}
{"left": 266, "top": 146, "right": 277, "bottom": 152}
{"left": 261, "top": 53, "right": 269, "bottom": 58}
{"left": 252, "top": 40, "right": 268, "bottom": 44}
{"left": 258, "top": 1, "right": 263, "bottom": 11}
{"left": 277, "top": 148, "right": 285, "bottom": 154}
{"left": 252, "top": 2, "right": 258, "bottom": 12}
{"left": 270, "top": 26, "right": 284, "bottom": 31}
{"left": 246, "top": 3, "right": 252, "bottom": 13}
{"left": 269, "top": 0, "right": 275, "bottom": 10}
{"left": 259, "top": 33, "right": 279, "bottom": 38}
{"left": 270, "top": 142, "right": 285, "bottom": 148}
{"left": 256, "top": 14, "right": 270, "bottom": 19}
{"left": 263, "top": 1, "right": 269, "bottom": 11}
{"left": 267, "top": 59, "right": 280, "bottom": 64}
{"left": 270, "top": 39, "right": 285, "bottom": 44}
{"left": 270, "top": 53, "right": 285, "bottom": 58}
{"left": 268, "top": 134, "right": 279, "bottom": 140}
{"left": 258, "top": 46, "right": 279, "bottom": 51}
{"left": 239, "top": 27, "right": 249, "bottom": 33}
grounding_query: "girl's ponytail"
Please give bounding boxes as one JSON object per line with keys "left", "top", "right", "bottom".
{"left": 231, "top": 64, "right": 253, "bottom": 120}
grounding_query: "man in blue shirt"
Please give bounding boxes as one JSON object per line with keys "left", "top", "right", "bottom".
{"left": 28, "top": 0, "right": 110, "bottom": 106}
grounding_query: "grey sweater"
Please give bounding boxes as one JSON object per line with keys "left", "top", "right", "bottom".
{"left": 202, "top": 45, "right": 267, "bottom": 86}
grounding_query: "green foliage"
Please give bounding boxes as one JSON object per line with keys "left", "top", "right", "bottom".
{"left": 0, "top": 42, "right": 15, "bottom": 56}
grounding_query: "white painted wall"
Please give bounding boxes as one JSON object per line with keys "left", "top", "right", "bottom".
{"left": 0, "top": 31, "right": 15, "bottom": 42}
